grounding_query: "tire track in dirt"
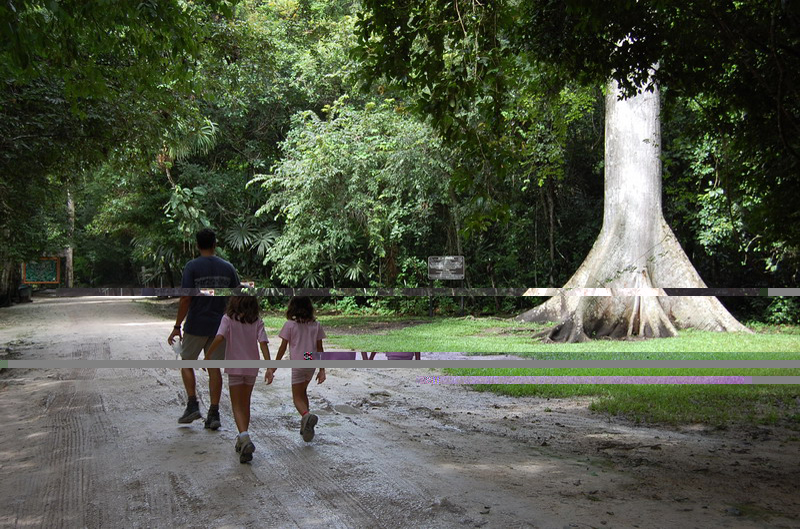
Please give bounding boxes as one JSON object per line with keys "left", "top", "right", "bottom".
{"left": 4, "top": 297, "right": 800, "bottom": 528}
{"left": 8, "top": 342, "right": 112, "bottom": 528}
{"left": 210, "top": 371, "right": 434, "bottom": 528}
{"left": 92, "top": 341, "right": 299, "bottom": 528}
{"left": 311, "top": 392, "right": 438, "bottom": 509}
{"left": 330, "top": 385, "right": 549, "bottom": 527}
{"left": 95, "top": 361, "right": 213, "bottom": 526}
{"left": 240, "top": 382, "right": 474, "bottom": 528}
{"left": 248, "top": 414, "right": 386, "bottom": 528}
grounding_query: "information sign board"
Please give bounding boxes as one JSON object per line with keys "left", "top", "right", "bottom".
{"left": 23, "top": 258, "right": 60, "bottom": 284}
{"left": 427, "top": 256, "right": 465, "bottom": 280}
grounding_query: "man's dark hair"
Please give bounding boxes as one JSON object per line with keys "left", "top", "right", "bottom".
{"left": 196, "top": 228, "right": 216, "bottom": 250}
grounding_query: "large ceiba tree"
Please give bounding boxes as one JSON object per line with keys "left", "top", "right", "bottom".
{"left": 518, "top": 76, "right": 748, "bottom": 341}
{"left": 354, "top": 1, "right": 797, "bottom": 341}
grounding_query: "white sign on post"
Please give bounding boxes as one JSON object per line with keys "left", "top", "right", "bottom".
{"left": 428, "top": 256, "right": 465, "bottom": 280}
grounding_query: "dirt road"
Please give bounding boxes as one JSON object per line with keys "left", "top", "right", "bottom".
{"left": 1, "top": 297, "right": 798, "bottom": 528}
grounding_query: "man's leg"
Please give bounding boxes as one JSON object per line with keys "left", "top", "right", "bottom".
{"left": 178, "top": 335, "right": 205, "bottom": 424}
{"left": 208, "top": 369, "right": 222, "bottom": 406}
{"left": 203, "top": 370, "right": 223, "bottom": 430}
{"left": 203, "top": 335, "right": 225, "bottom": 430}
{"left": 180, "top": 367, "right": 197, "bottom": 397}
{"left": 178, "top": 367, "right": 202, "bottom": 423}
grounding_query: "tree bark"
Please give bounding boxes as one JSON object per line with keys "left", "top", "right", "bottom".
{"left": 66, "top": 188, "right": 75, "bottom": 289}
{"left": 0, "top": 260, "right": 13, "bottom": 307}
{"left": 518, "top": 79, "right": 750, "bottom": 342}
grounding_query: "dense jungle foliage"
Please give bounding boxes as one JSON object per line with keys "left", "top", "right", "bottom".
{"left": 1, "top": 0, "right": 797, "bottom": 323}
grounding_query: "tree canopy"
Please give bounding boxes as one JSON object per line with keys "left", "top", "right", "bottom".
{"left": 2, "top": 0, "right": 796, "bottom": 323}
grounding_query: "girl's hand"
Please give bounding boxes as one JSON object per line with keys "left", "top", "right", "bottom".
{"left": 316, "top": 369, "right": 326, "bottom": 384}
{"left": 265, "top": 369, "right": 274, "bottom": 384}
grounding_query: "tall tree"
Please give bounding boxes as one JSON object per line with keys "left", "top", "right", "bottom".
{"left": 352, "top": 0, "right": 778, "bottom": 340}
{"left": 519, "top": 77, "right": 746, "bottom": 341}
{"left": 517, "top": 0, "right": 800, "bottom": 259}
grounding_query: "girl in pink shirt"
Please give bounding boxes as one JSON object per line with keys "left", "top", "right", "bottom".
{"left": 205, "top": 296, "right": 271, "bottom": 463}
{"left": 267, "top": 296, "right": 326, "bottom": 442}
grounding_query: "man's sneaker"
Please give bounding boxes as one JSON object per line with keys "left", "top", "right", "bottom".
{"left": 235, "top": 436, "right": 243, "bottom": 453}
{"left": 300, "top": 413, "right": 318, "bottom": 442}
{"left": 204, "top": 408, "right": 221, "bottom": 430}
{"left": 239, "top": 435, "right": 255, "bottom": 463}
{"left": 178, "top": 401, "right": 202, "bottom": 424}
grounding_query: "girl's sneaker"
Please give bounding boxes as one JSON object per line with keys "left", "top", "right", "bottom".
{"left": 300, "top": 413, "right": 318, "bottom": 442}
{"left": 237, "top": 433, "right": 255, "bottom": 463}
{"left": 240, "top": 441, "right": 255, "bottom": 463}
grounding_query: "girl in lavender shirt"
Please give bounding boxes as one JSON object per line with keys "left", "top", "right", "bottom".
{"left": 267, "top": 296, "right": 326, "bottom": 442}
{"left": 205, "top": 296, "right": 272, "bottom": 463}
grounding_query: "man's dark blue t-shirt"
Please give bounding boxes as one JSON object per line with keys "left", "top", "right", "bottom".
{"left": 181, "top": 255, "right": 240, "bottom": 336}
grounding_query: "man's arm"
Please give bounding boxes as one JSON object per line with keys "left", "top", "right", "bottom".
{"left": 168, "top": 296, "right": 192, "bottom": 345}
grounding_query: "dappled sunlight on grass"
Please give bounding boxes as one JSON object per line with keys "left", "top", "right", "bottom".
{"left": 320, "top": 316, "right": 800, "bottom": 357}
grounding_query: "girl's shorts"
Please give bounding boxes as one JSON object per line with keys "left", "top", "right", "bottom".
{"left": 291, "top": 368, "right": 316, "bottom": 385}
{"left": 228, "top": 374, "right": 257, "bottom": 386}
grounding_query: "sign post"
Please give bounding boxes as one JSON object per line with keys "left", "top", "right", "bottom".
{"left": 427, "top": 256, "right": 465, "bottom": 316}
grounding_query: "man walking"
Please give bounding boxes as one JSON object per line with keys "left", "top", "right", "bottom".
{"left": 168, "top": 228, "right": 240, "bottom": 429}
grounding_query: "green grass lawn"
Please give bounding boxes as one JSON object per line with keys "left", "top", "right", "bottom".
{"left": 308, "top": 315, "right": 800, "bottom": 358}
{"left": 269, "top": 314, "right": 800, "bottom": 427}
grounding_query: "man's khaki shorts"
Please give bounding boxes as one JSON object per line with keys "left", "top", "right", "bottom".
{"left": 179, "top": 333, "right": 226, "bottom": 361}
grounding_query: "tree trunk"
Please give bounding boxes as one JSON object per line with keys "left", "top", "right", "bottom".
{"left": 0, "top": 259, "right": 13, "bottom": 307}
{"left": 540, "top": 183, "right": 556, "bottom": 285}
{"left": 65, "top": 188, "right": 75, "bottom": 288}
{"left": 164, "top": 260, "right": 175, "bottom": 289}
{"left": 518, "top": 79, "right": 750, "bottom": 342}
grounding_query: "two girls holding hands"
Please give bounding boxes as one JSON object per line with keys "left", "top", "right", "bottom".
{"left": 205, "top": 296, "right": 326, "bottom": 463}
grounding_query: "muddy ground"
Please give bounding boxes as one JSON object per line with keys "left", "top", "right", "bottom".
{"left": 0, "top": 296, "right": 798, "bottom": 528}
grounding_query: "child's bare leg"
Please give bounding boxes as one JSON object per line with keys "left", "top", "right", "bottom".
{"left": 240, "top": 383, "right": 253, "bottom": 431}
{"left": 229, "top": 384, "right": 249, "bottom": 433}
{"left": 291, "top": 380, "right": 311, "bottom": 415}
{"left": 231, "top": 382, "right": 256, "bottom": 462}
